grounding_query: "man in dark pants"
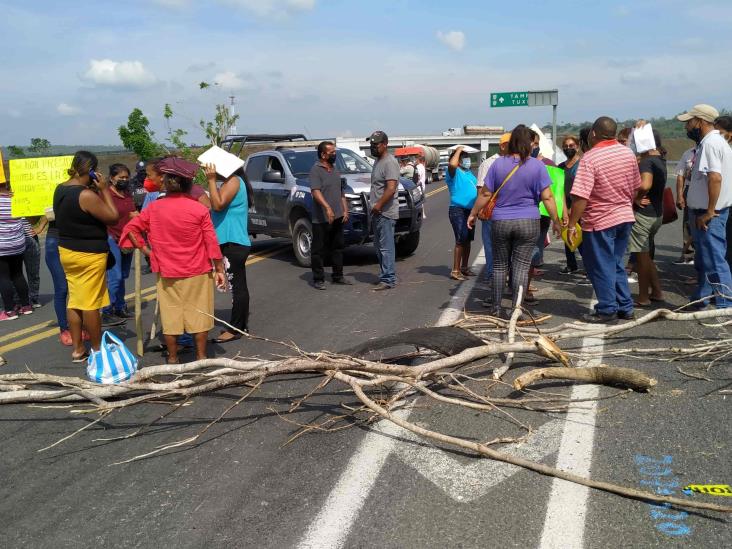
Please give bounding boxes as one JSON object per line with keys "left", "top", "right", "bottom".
{"left": 309, "top": 141, "right": 351, "bottom": 290}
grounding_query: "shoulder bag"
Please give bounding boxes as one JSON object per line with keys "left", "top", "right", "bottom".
{"left": 477, "top": 163, "right": 520, "bottom": 221}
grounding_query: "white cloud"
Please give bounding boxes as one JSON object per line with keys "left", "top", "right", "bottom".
{"left": 57, "top": 103, "right": 80, "bottom": 116}
{"left": 83, "top": 59, "right": 156, "bottom": 88}
{"left": 219, "top": 0, "right": 316, "bottom": 17}
{"left": 436, "top": 30, "right": 465, "bottom": 52}
{"left": 213, "top": 71, "right": 253, "bottom": 90}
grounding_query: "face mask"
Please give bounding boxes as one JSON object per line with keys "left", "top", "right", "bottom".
{"left": 370, "top": 143, "right": 381, "bottom": 157}
{"left": 531, "top": 147, "right": 540, "bottom": 158}
{"left": 563, "top": 148, "right": 577, "bottom": 160}
{"left": 114, "top": 179, "right": 130, "bottom": 191}
{"left": 143, "top": 177, "right": 160, "bottom": 192}
{"left": 686, "top": 127, "right": 702, "bottom": 144}
{"left": 327, "top": 153, "right": 337, "bottom": 165}
{"left": 460, "top": 158, "right": 471, "bottom": 170}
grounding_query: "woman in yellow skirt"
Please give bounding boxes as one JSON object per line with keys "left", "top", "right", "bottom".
{"left": 53, "top": 152, "right": 120, "bottom": 362}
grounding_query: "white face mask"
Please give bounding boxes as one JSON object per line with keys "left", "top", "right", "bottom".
{"left": 460, "top": 158, "right": 471, "bottom": 170}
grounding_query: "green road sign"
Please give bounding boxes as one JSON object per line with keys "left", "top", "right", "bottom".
{"left": 491, "top": 91, "right": 529, "bottom": 108}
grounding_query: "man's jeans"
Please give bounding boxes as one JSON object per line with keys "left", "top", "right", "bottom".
{"left": 373, "top": 214, "right": 396, "bottom": 286}
{"left": 689, "top": 208, "right": 732, "bottom": 308}
{"left": 481, "top": 220, "right": 493, "bottom": 282}
{"left": 580, "top": 222, "right": 634, "bottom": 315}
{"left": 103, "top": 236, "right": 133, "bottom": 313}
{"left": 44, "top": 234, "right": 68, "bottom": 331}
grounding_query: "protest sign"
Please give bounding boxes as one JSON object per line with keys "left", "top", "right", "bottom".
{"left": 539, "top": 165, "right": 565, "bottom": 219}
{"left": 9, "top": 156, "right": 73, "bottom": 216}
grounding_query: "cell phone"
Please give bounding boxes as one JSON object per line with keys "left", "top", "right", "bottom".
{"left": 89, "top": 169, "right": 99, "bottom": 182}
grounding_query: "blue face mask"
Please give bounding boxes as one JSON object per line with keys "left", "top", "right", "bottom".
{"left": 531, "top": 147, "right": 540, "bottom": 158}
{"left": 460, "top": 158, "right": 471, "bottom": 170}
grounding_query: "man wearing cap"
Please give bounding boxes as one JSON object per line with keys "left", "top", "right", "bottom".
{"left": 475, "top": 132, "right": 511, "bottom": 285}
{"left": 678, "top": 104, "right": 732, "bottom": 309}
{"left": 368, "top": 131, "right": 400, "bottom": 290}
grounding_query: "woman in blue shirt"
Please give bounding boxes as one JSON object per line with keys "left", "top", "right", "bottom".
{"left": 445, "top": 146, "right": 478, "bottom": 280}
{"left": 205, "top": 164, "right": 253, "bottom": 343}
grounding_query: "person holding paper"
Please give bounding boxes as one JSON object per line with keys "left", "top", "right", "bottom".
{"left": 205, "top": 162, "right": 253, "bottom": 343}
{"left": 558, "top": 135, "right": 582, "bottom": 274}
{"left": 0, "top": 180, "right": 32, "bottom": 321}
{"left": 678, "top": 104, "right": 732, "bottom": 310}
{"left": 308, "top": 141, "right": 351, "bottom": 290}
{"left": 628, "top": 128, "right": 666, "bottom": 307}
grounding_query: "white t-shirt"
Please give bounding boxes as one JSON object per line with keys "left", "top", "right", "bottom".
{"left": 687, "top": 130, "right": 732, "bottom": 210}
{"left": 477, "top": 154, "right": 499, "bottom": 187}
{"left": 676, "top": 147, "right": 695, "bottom": 186}
{"left": 415, "top": 163, "right": 426, "bottom": 188}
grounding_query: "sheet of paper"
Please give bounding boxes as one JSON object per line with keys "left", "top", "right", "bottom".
{"left": 631, "top": 123, "right": 656, "bottom": 154}
{"left": 10, "top": 156, "right": 74, "bottom": 216}
{"left": 197, "top": 145, "right": 245, "bottom": 178}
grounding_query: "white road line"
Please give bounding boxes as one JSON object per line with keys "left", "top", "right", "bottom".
{"left": 297, "top": 252, "right": 485, "bottom": 549}
{"left": 538, "top": 301, "right": 604, "bottom": 549}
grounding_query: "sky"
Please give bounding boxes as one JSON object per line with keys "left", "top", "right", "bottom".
{"left": 1, "top": 0, "right": 731, "bottom": 146}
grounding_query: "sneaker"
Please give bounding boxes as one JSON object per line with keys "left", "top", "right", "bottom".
{"left": 18, "top": 305, "right": 33, "bottom": 315}
{"left": 673, "top": 256, "right": 687, "bottom": 265}
{"left": 332, "top": 278, "right": 353, "bottom": 285}
{"left": 559, "top": 267, "right": 578, "bottom": 275}
{"left": 31, "top": 301, "right": 42, "bottom": 309}
{"left": 372, "top": 282, "right": 394, "bottom": 291}
{"left": 577, "top": 277, "right": 593, "bottom": 286}
{"left": 101, "top": 312, "right": 126, "bottom": 327}
{"left": 114, "top": 308, "right": 133, "bottom": 319}
{"left": 617, "top": 310, "right": 636, "bottom": 321}
{"left": 627, "top": 273, "right": 638, "bottom": 284}
{"left": 0, "top": 310, "right": 19, "bottom": 321}
{"left": 59, "top": 330, "right": 73, "bottom": 346}
{"left": 581, "top": 312, "right": 618, "bottom": 324}
{"left": 313, "top": 281, "right": 326, "bottom": 290}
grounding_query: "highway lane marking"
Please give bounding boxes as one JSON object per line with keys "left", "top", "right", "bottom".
{"left": 538, "top": 299, "right": 603, "bottom": 549}
{"left": 297, "top": 250, "right": 485, "bottom": 549}
{"left": 394, "top": 419, "right": 564, "bottom": 502}
{"left": 0, "top": 245, "right": 290, "bottom": 354}
{"left": 426, "top": 184, "right": 447, "bottom": 198}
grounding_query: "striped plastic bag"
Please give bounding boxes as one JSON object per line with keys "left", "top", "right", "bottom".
{"left": 86, "top": 331, "right": 138, "bottom": 384}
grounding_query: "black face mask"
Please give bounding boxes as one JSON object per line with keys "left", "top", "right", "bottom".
{"left": 114, "top": 179, "right": 130, "bottom": 191}
{"left": 531, "top": 146, "right": 540, "bottom": 158}
{"left": 686, "top": 127, "right": 702, "bottom": 144}
{"left": 327, "top": 153, "right": 337, "bottom": 165}
{"left": 370, "top": 143, "right": 381, "bottom": 157}
{"left": 563, "top": 148, "right": 577, "bottom": 160}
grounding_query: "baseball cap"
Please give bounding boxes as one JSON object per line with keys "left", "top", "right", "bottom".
{"left": 499, "top": 132, "right": 511, "bottom": 145}
{"left": 677, "top": 104, "right": 719, "bottom": 123}
{"left": 369, "top": 130, "right": 388, "bottom": 144}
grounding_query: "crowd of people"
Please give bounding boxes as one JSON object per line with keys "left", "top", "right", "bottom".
{"left": 1, "top": 101, "right": 730, "bottom": 364}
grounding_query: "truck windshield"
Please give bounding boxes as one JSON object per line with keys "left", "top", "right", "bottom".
{"left": 283, "top": 148, "right": 372, "bottom": 177}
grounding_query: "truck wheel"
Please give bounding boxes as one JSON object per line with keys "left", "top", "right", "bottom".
{"left": 396, "top": 230, "right": 420, "bottom": 257}
{"left": 292, "top": 217, "right": 313, "bottom": 267}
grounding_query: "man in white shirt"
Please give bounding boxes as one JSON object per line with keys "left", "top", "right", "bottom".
{"left": 674, "top": 146, "right": 695, "bottom": 264}
{"left": 414, "top": 155, "right": 427, "bottom": 219}
{"left": 475, "top": 132, "right": 511, "bottom": 285}
{"left": 678, "top": 104, "right": 732, "bottom": 309}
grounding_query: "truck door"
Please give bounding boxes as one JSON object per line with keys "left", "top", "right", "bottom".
{"left": 260, "top": 154, "right": 290, "bottom": 235}
{"left": 245, "top": 155, "right": 269, "bottom": 233}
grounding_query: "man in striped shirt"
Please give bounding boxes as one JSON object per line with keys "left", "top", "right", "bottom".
{"left": 567, "top": 116, "right": 641, "bottom": 322}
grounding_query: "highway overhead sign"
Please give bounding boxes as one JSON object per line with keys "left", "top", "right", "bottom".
{"left": 491, "top": 91, "right": 528, "bottom": 108}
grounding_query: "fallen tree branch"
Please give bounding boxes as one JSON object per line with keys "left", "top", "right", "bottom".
{"left": 513, "top": 366, "right": 657, "bottom": 392}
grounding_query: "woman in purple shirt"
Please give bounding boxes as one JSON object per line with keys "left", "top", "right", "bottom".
{"left": 468, "top": 125, "right": 563, "bottom": 318}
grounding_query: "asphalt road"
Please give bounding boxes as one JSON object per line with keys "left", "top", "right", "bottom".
{"left": 0, "top": 180, "right": 730, "bottom": 548}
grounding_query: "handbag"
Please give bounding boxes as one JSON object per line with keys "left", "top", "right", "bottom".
{"left": 86, "top": 331, "right": 138, "bottom": 384}
{"left": 661, "top": 187, "right": 678, "bottom": 225}
{"left": 478, "top": 164, "right": 520, "bottom": 221}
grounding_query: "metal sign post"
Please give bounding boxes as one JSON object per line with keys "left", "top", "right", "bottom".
{"left": 491, "top": 89, "right": 559, "bottom": 162}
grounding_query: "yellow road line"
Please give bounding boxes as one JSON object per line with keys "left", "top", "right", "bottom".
{"left": 426, "top": 185, "right": 447, "bottom": 198}
{"left": 0, "top": 245, "right": 290, "bottom": 354}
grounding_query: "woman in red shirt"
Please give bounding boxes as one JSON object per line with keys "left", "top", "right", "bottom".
{"left": 120, "top": 158, "right": 226, "bottom": 363}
